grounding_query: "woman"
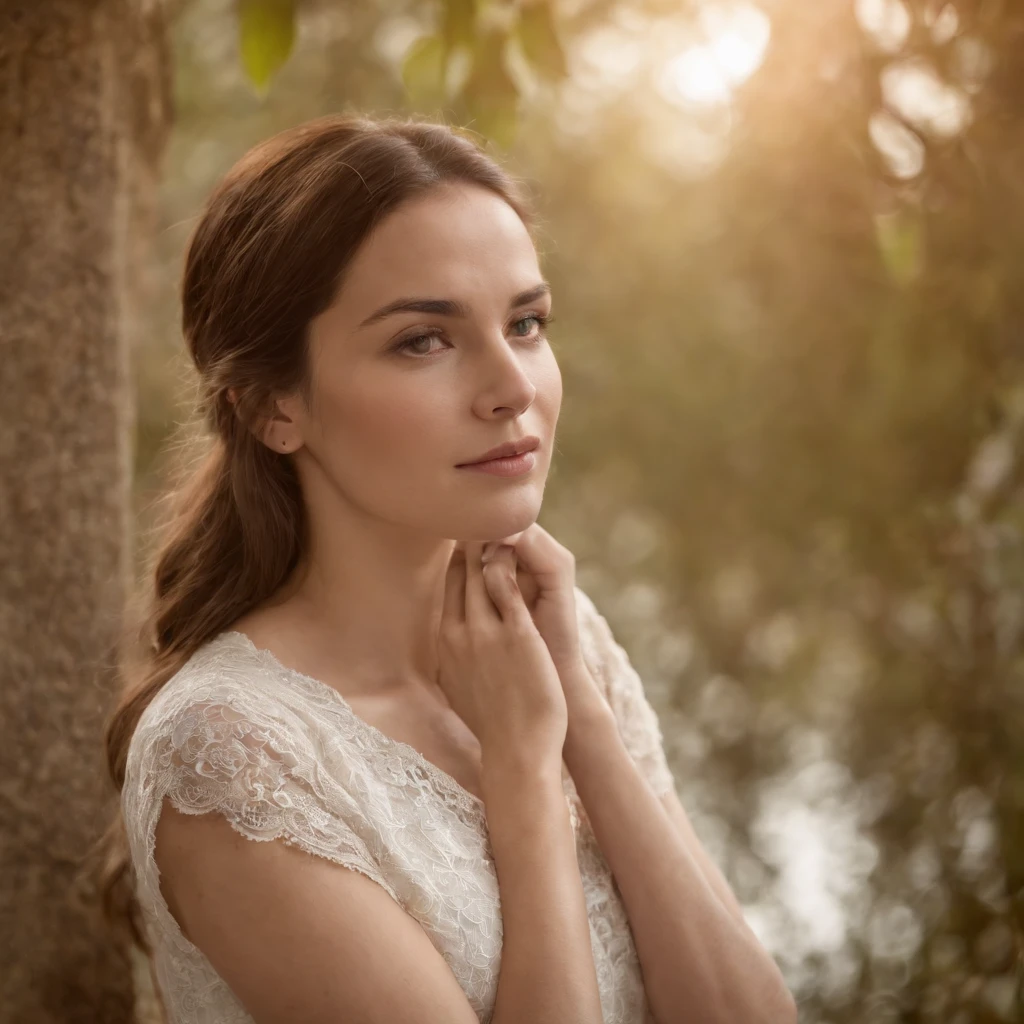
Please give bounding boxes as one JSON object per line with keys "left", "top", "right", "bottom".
{"left": 98, "top": 114, "right": 796, "bottom": 1024}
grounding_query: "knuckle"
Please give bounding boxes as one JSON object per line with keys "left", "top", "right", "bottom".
{"left": 507, "top": 619, "right": 533, "bottom": 640}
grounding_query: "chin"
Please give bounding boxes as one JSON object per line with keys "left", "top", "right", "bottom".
{"left": 450, "top": 502, "right": 541, "bottom": 542}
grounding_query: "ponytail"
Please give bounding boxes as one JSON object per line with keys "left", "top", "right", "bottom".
{"left": 90, "top": 425, "right": 304, "bottom": 951}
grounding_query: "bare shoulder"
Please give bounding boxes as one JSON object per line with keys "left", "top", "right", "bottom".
{"left": 153, "top": 799, "right": 480, "bottom": 1024}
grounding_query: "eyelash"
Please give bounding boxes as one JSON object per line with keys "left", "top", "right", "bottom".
{"left": 392, "top": 313, "right": 555, "bottom": 359}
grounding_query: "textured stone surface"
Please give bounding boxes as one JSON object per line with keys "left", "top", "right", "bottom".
{"left": 0, "top": 1, "right": 172, "bottom": 1019}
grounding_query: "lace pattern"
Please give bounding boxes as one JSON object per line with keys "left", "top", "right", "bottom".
{"left": 122, "top": 584, "right": 675, "bottom": 1023}
{"left": 574, "top": 587, "right": 677, "bottom": 800}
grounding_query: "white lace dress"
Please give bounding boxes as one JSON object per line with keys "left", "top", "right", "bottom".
{"left": 122, "top": 586, "right": 678, "bottom": 1023}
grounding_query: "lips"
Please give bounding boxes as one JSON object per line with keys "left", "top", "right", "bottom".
{"left": 457, "top": 435, "right": 541, "bottom": 466}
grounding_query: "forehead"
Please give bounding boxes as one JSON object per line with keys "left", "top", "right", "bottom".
{"left": 334, "top": 184, "right": 541, "bottom": 315}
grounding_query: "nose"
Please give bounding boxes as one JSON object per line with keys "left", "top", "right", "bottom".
{"left": 471, "top": 332, "right": 538, "bottom": 415}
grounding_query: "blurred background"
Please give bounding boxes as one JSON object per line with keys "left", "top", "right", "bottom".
{"left": 3, "top": 0, "right": 1023, "bottom": 1021}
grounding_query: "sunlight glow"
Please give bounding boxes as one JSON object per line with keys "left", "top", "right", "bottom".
{"left": 928, "top": 3, "right": 960, "bottom": 45}
{"left": 855, "top": 0, "right": 911, "bottom": 53}
{"left": 661, "top": 3, "right": 771, "bottom": 108}
{"left": 881, "top": 59, "right": 972, "bottom": 137}
{"left": 869, "top": 109, "right": 925, "bottom": 179}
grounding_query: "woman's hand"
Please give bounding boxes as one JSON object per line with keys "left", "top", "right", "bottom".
{"left": 484, "top": 524, "right": 607, "bottom": 718}
{"left": 438, "top": 540, "right": 568, "bottom": 775}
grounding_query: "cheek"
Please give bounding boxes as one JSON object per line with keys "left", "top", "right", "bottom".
{"left": 331, "top": 385, "right": 452, "bottom": 461}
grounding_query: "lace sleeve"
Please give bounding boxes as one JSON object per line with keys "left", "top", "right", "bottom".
{"left": 575, "top": 586, "right": 677, "bottom": 799}
{"left": 153, "top": 690, "right": 400, "bottom": 902}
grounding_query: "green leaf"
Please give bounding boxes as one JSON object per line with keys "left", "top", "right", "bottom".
{"left": 874, "top": 209, "right": 923, "bottom": 287}
{"left": 515, "top": 1, "right": 567, "bottom": 82}
{"left": 462, "top": 29, "right": 520, "bottom": 149}
{"left": 238, "top": 0, "right": 296, "bottom": 95}
{"left": 402, "top": 34, "right": 448, "bottom": 106}
{"left": 442, "top": 0, "right": 477, "bottom": 59}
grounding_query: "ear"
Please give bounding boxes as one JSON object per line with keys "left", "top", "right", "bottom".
{"left": 257, "top": 392, "right": 305, "bottom": 453}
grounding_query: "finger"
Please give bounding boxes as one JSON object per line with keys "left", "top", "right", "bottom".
{"left": 510, "top": 524, "right": 571, "bottom": 590}
{"left": 465, "top": 540, "right": 498, "bottom": 625}
{"left": 443, "top": 540, "right": 467, "bottom": 625}
{"left": 482, "top": 546, "right": 533, "bottom": 626}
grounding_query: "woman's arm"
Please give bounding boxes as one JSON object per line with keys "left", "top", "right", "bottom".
{"left": 155, "top": 760, "right": 603, "bottom": 1024}
{"left": 155, "top": 800, "right": 483, "bottom": 1024}
{"left": 562, "top": 670, "right": 797, "bottom": 1024}
{"left": 147, "top": 662, "right": 607, "bottom": 1024}
{"left": 482, "top": 758, "right": 604, "bottom": 1024}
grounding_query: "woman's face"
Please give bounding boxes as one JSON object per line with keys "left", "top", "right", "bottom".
{"left": 275, "top": 182, "right": 562, "bottom": 542}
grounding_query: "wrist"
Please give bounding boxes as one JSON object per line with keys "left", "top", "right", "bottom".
{"left": 563, "top": 693, "right": 618, "bottom": 767}
{"left": 480, "top": 756, "right": 564, "bottom": 803}
{"left": 558, "top": 657, "right": 612, "bottom": 717}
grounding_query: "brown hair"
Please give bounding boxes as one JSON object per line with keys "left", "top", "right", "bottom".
{"left": 90, "top": 113, "right": 537, "bottom": 955}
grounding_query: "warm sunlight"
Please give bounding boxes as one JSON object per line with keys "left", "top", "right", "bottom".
{"left": 660, "top": 2, "right": 771, "bottom": 107}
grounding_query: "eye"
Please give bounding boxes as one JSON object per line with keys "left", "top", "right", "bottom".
{"left": 512, "top": 313, "right": 554, "bottom": 337}
{"left": 395, "top": 331, "right": 447, "bottom": 358}
{"left": 392, "top": 313, "right": 555, "bottom": 359}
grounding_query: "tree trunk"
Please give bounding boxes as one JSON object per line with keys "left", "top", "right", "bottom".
{"left": 0, "top": 1, "right": 172, "bottom": 1020}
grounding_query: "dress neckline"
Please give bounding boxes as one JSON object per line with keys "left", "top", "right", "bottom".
{"left": 216, "top": 630, "right": 489, "bottom": 822}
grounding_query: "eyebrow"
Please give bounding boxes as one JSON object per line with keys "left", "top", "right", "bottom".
{"left": 356, "top": 282, "right": 552, "bottom": 330}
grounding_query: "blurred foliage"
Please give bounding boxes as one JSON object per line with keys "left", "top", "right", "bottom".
{"left": 137, "top": 0, "right": 1024, "bottom": 1019}
{"left": 230, "top": 0, "right": 573, "bottom": 142}
{"left": 237, "top": 0, "right": 296, "bottom": 94}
